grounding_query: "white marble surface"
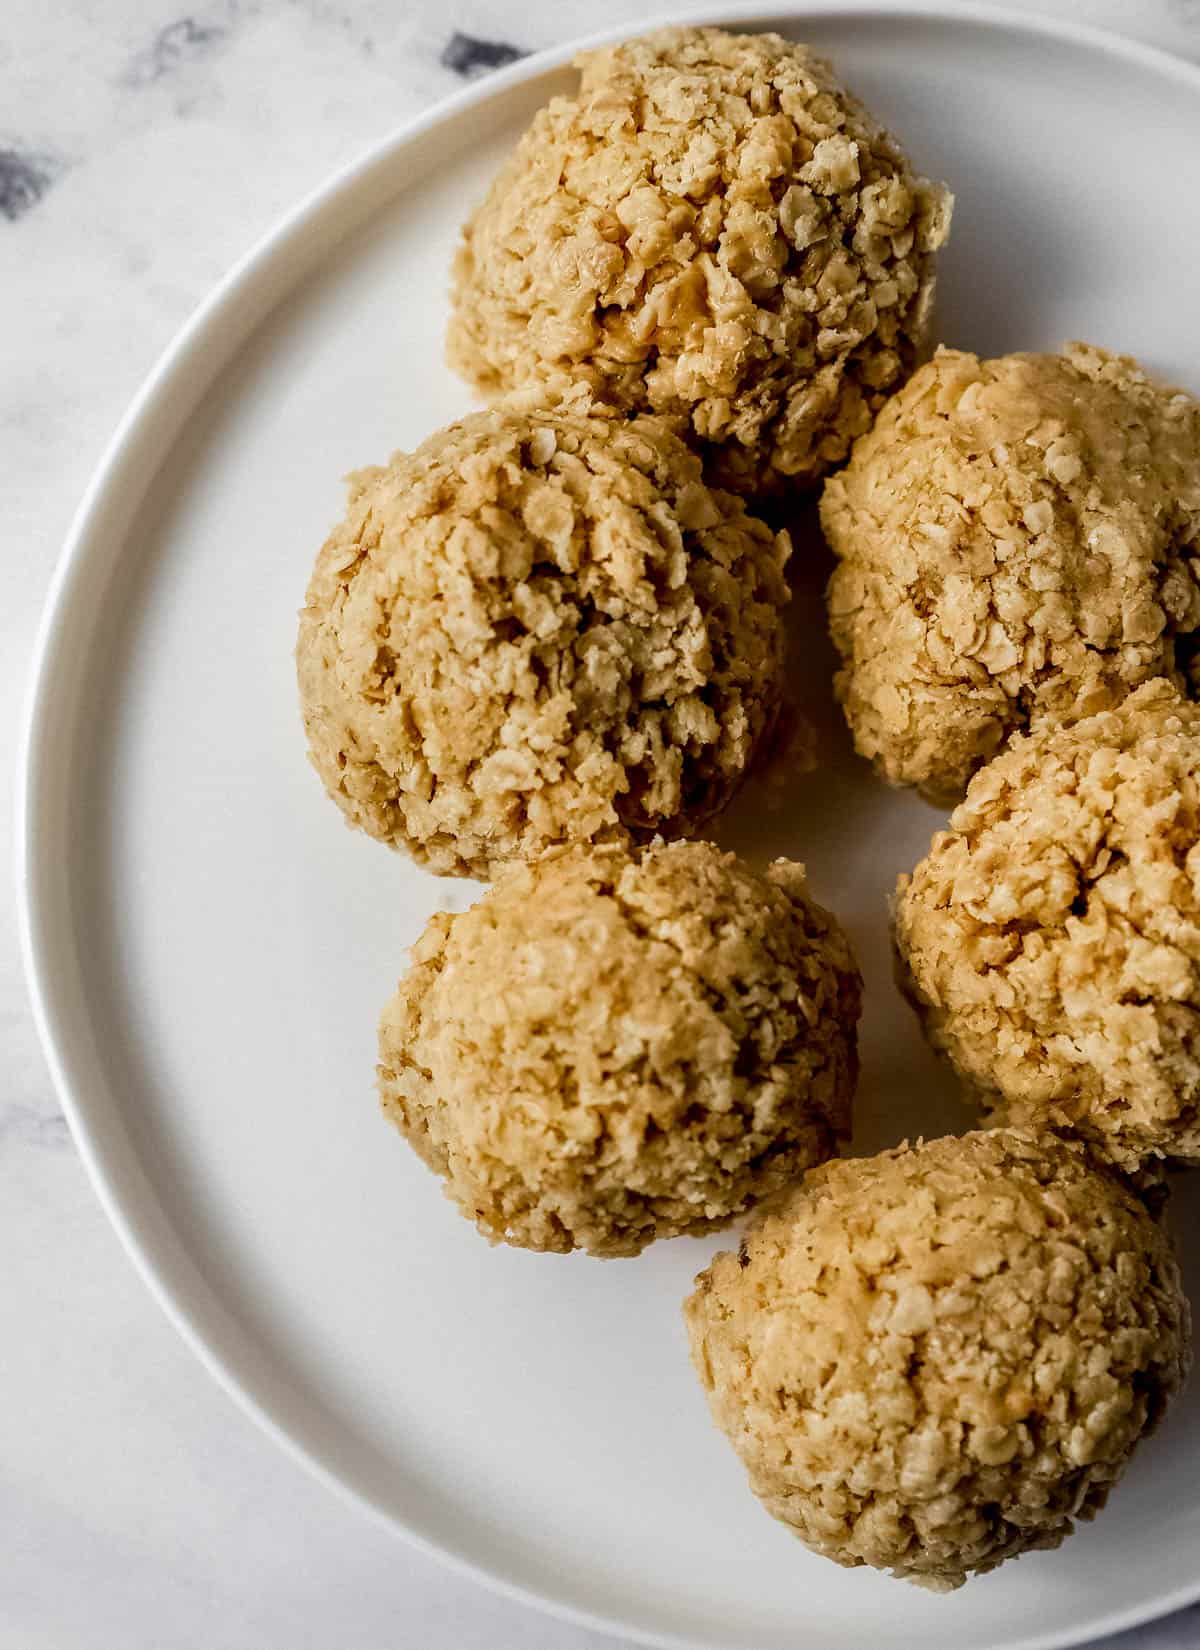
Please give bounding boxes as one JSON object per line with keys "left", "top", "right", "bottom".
{"left": 5, "top": 2, "right": 1200, "bottom": 1647}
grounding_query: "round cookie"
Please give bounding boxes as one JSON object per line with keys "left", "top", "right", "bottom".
{"left": 448, "top": 26, "right": 951, "bottom": 494}
{"left": 824, "top": 343, "right": 1200, "bottom": 804}
{"left": 684, "top": 1129, "right": 1190, "bottom": 1589}
{"left": 297, "top": 406, "right": 789, "bottom": 878}
{"left": 378, "top": 840, "right": 861, "bottom": 1257}
{"left": 894, "top": 680, "right": 1200, "bottom": 1169}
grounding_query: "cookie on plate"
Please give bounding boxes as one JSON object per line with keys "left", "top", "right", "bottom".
{"left": 685, "top": 1128, "right": 1189, "bottom": 1587}
{"left": 448, "top": 26, "right": 951, "bottom": 494}
{"left": 824, "top": 344, "right": 1200, "bottom": 803}
{"left": 297, "top": 405, "right": 789, "bottom": 877}
{"left": 378, "top": 840, "right": 861, "bottom": 1256}
{"left": 894, "top": 680, "right": 1200, "bottom": 1170}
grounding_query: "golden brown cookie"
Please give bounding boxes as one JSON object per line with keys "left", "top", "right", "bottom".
{"left": 378, "top": 840, "right": 861, "bottom": 1256}
{"left": 684, "top": 1129, "right": 1189, "bottom": 1588}
{"left": 297, "top": 406, "right": 789, "bottom": 877}
{"left": 824, "top": 344, "right": 1200, "bottom": 804}
{"left": 448, "top": 26, "right": 951, "bottom": 494}
{"left": 894, "top": 680, "right": 1200, "bottom": 1169}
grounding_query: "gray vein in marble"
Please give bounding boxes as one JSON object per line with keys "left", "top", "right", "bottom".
{"left": 0, "top": 1103, "right": 70, "bottom": 1151}
{"left": 440, "top": 31, "right": 528, "bottom": 78}
{"left": 0, "top": 146, "right": 65, "bottom": 222}
{"left": 121, "top": 15, "right": 228, "bottom": 86}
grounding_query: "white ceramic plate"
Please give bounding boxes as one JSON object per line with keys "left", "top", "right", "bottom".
{"left": 18, "top": 6, "right": 1200, "bottom": 1647}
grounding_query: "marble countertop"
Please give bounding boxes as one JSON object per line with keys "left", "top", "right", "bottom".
{"left": 5, "top": 2, "right": 1200, "bottom": 1647}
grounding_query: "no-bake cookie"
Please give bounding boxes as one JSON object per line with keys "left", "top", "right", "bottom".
{"left": 297, "top": 405, "right": 789, "bottom": 877}
{"left": 894, "top": 680, "right": 1200, "bottom": 1169}
{"left": 824, "top": 344, "right": 1200, "bottom": 803}
{"left": 684, "top": 1129, "right": 1189, "bottom": 1587}
{"left": 378, "top": 840, "right": 861, "bottom": 1256}
{"left": 448, "top": 26, "right": 951, "bottom": 494}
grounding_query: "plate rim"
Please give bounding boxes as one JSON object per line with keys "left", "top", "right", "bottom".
{"left": 16, "top": 5, "right": 1200, "bottom": 1647}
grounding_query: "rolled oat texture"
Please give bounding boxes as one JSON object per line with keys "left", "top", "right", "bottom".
{"left": 684, "top": 1128, "right": 1190, "bottom": 1588}
{"left": 824, "top": 343, "right": 1200, "bottom": 803}
{"left": 894, "top": 680, "right": 1200, "bottom": 1169}
{"left": 448, "top": 26, "right": 951, "bottom": 494}
{"left": 297, "top": 405, "right": 789, "bottom": 878}
{"left": 378, "top": 840, "right": 861, "bottom": 1257}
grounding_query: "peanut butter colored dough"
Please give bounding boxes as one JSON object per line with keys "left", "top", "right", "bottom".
{"left": 684, "top": 1129, "right": 1190, "bottom": 1589}
{"left": 824, "top": 344, "right": 1200, "bottom": 804}
{"left": 378, "top": 841, "right": 861, "bottom": 1257}
{"left": 447, "top": 27, "right": 951, "bottom": 495}
{"left": 296, "top": 406, "right": 789, "bottom": 878}
{"left": 894, "top": 681, "right": 1200, "bottom": 1170}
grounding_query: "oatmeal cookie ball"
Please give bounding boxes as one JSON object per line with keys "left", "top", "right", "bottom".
{"left": 824, "top": 343, "right": 1200, "bottom": 804}
{"left": 447, "top": 26, "right": 951, "bottom": 494}
{"left": 378, "top": 840, "right": 861, "bottom": 1257}
{"left": 894, "top": 680, "right": 1200, "bottom": 1170}
{"left": 684, "top": 1129, "right": 1190, "bottom": 1589}
{"left": 297, "top": 406, "right": 789, "bottom": 878}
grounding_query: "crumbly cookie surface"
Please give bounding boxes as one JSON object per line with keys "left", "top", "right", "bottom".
{"left": 448, "top": 26, "right": 951, "bottom": 494}
{"left": 823, "top": 344, "right": 1200, "bottom": 803}
{"left": 684, "top": 1128, "right": 1189, "bottom": 1588}
{"left": 378, "top": 841, "right": 861, "bottom": 1257}
{"left": 894, "top": 681, "right": 1200, "bottom": 1168}
{"left": 297, "top": 406, "right": 789, "bottom": 878}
